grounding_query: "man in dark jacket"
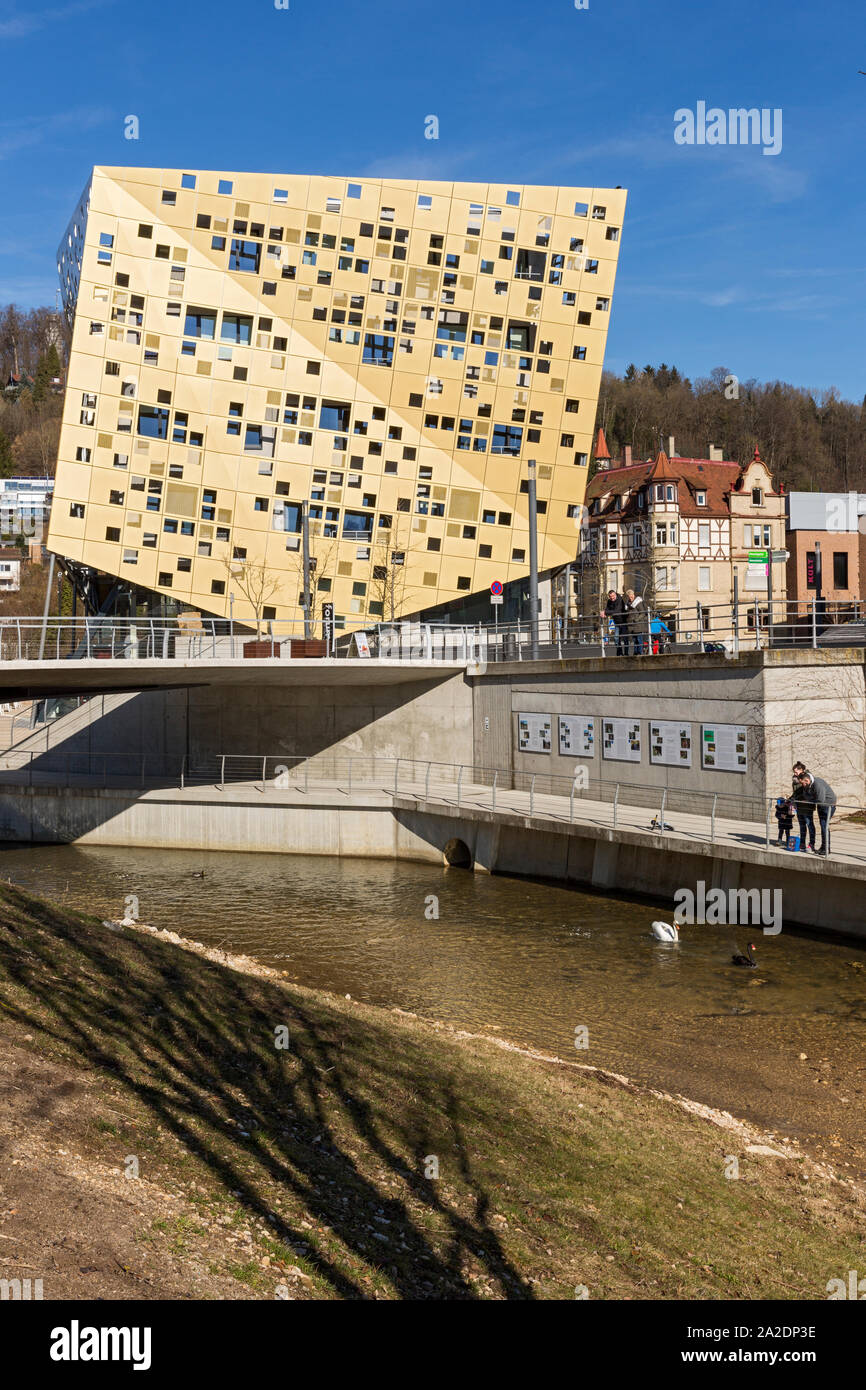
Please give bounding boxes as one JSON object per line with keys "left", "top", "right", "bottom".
{"left": 624, "top": 589, "right": 646, "bottom": 655}
{"left": 604, "top": 590, "right": 629, "bottom": 655}
{"left": 791, "top": 761, "right": 815, "bottom": 851}
{"left": 798, "top": 773, "right": 837, "bottom": 856}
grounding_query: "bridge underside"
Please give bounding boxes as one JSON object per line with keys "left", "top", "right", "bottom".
{"left": 0, "top": 659, "right": 467, "bottom": 702}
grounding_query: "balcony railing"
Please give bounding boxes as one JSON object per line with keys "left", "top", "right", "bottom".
{"left": 0, "top": 596, "right": 862, "bottom": 665}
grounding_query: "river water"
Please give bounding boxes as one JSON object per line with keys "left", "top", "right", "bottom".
{"left": 3, "top": 842, "right": 865, "bottom": 1171}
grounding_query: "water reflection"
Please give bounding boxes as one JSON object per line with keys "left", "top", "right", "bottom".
{"left": 2, "top": 842, "right": 864, "bottom": 1159}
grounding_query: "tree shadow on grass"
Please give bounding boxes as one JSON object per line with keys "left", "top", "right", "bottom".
{"left": 0, "top": 886, "right": 534, "bottom": 1299}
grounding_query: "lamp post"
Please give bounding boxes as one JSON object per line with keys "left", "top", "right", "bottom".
{"left": 301, "top": 500, "right": 312, "bottom": 638}
{"left": 527, "top": 458, "right": 539, "bottom": 660}
{"left": 229, "top": 591, "right": 235, "bottom": 658}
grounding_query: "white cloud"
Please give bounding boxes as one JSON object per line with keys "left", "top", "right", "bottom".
{"left": 0, "top": 0, "right": 114, "bottom": 40}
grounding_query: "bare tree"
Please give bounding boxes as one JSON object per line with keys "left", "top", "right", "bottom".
{"left": 368, "top": 516, "right": 419, "bottom": 621}
{"left": 224, "top": 558, "right": 284, "bottom": 636}
{"left": 285, "top": 538, "right": 339, "bottom": 629}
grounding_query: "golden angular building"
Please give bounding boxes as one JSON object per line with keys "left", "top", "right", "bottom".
{"left": 51, "top": 166, "right": 625, "bottom": 630}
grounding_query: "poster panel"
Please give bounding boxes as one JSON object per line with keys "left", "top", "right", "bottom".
{"left": 601, "top": 717, "right": 641, "bottom": 763}
{"left": 558, "top": 715, "right": 595, "bottom": 757}
{"left": 701, "top": 723, "right": 747, "bottom": 772}
{"left": 649, "top": 720, "right": 692, "bottom": 768}
{"left": 517, "top": 713, "right": 552, "bottom": 754}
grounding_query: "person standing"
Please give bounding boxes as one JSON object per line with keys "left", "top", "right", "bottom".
{"left": 791, "top": 761, "right": 815, "bottom": 852}
{"left": 798, "top": 772, "right": 837, "bottom": 856}
{"left": 624, "top": 589, "right": 645, "bottom": 655}
{"left": 604, "top": 589, "right": 629, "bottom": 656}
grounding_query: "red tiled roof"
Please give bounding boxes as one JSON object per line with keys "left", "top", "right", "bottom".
{"left": 586, "top": 455, "right": 748, "bottom": 520}
{"left": 594, "top": 426, "right": 610, "bottom": 460}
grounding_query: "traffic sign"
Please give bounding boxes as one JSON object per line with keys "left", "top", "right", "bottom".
{"left": 490, "top": 595, "right": 504, "bottom": 606}
{"left": 490, "top": 580, "right": 503, "bottom": 596}
{"left": 748, "top": 549, "right": 768, "bottom": 562}
{"left": 771, "top": 549, "right": 790, "bottom": 563}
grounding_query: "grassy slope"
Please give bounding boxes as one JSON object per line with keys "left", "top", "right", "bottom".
{"left": 0, "top": 882, "right": 863, "bottom": 1300}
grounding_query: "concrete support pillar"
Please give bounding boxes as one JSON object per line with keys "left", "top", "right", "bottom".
{"left": 590, "top": 838, "right": 620, "bottom": 889}
{"left": 473, "top": 822, "right": 500, "bottom": 874}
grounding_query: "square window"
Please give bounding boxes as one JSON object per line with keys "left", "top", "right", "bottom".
{"left": 181, "top": 173, "right": 196, "bottom": 189}
{"left": 218, "top": 179, "right": 233, "bottom": 195}
{"left": 347, "top": 182, "right": 362, "bottom": 198}
{"left": 229, "top": 238, "right": 261, "bottom": 273}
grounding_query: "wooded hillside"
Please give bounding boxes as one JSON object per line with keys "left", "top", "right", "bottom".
{"left": 596, "top": 364, "right": 866, "bottom": 491}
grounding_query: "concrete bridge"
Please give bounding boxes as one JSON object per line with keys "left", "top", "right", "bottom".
{"left": 0, "top": 758, "right": 863, "bottom": 938}
{"left": 0, "top": 643, "right": 864, "bottom": 935}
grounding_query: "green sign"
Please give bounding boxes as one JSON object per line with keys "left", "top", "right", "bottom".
{"left": 748, "top": 549, "right": 768, "bottom": 561}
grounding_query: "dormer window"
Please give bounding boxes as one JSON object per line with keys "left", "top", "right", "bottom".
{"left": 637, "top": 491, "right": 645, "bottom": 509}
{"left": 696, "top": 490, "right": 706, "bottom": 506}
{"left": 619, "top": 494, "right": 627, "bottom": 510}
{"left": 752, "top": 487, "right": 763, "bottom": 505}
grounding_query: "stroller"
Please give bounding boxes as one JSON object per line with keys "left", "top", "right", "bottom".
{"left": 649, "top": 616, "right": 672, "bottom": 655}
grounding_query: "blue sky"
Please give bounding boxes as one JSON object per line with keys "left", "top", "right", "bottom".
{"left": 1, "top": 0, "right": 864, "bottom": 400}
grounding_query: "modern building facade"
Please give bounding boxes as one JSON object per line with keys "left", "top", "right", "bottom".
{"left": 50, "top": 166, "right": 626, "bottom": 629}
{"left": 785, "top": 491, "right": 866, "bottom": 608}
{"left": 575, "top": 435, "right": 787, "bottom": 636}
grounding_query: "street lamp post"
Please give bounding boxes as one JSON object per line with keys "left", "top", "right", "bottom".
{"left": 301, "top": 501, "right": 312, "bottom": 638}
{"left": 527, "top": 458, "right": 539, "bottom": 660}
{"left": 229, "top": 591, "right": 235, "bottom": 658}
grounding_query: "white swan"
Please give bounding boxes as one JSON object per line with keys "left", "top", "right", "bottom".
{"left": 651, "top": 920, "right": 679, "bottom": 942}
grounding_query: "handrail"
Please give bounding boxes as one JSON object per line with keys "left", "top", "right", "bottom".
{"left": 0, "top": 744, "right": 861, "bottom": 868}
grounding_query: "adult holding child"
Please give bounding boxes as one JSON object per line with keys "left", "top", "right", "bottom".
{"left": 790, "top": 761, "right": 816, "bottom": 852}
{"left": 797, "top": 771, "right": 837, "bottom": 857}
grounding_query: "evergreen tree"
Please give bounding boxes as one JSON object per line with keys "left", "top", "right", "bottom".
{"left": 0, "top": 431, "right": 14, "bottom": 478}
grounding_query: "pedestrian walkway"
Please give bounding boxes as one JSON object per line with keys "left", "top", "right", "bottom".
{"left": 0, "top": 755, "right": 863, "bottom": 871}
{"left": 386, "top": 773, "right": 866, "bottom": 870}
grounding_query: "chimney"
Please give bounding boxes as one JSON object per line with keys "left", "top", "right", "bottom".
{"left": 623, "top": 444, "right": 633, "bottom": 467}
{"left": 668, "top": 435, "right": 676, "bottom": 458}
{"left": 708, "top": 443, "right": 724, "bottom": 461}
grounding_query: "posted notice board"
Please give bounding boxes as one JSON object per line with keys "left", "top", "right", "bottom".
{"left": 517, "top": 713, "right": 552, "bottom": 754}
{"left": 701, "top": 723, "right": 747, "bottom": 772}
{"left": 649, "top": 720, "right": 692, "bottom": 768}
{"left": 601, "top": 717, "right": 642, "bottom": 763}
{"left": 558, "top": 715, "right": 595, "bottom": 757}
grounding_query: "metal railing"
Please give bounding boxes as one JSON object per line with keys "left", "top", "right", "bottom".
{"left": 0, "top": 749, "right": 861, "bottom": 861}
{"left": 0, "top": 596, "right": 862, "bottom": 665}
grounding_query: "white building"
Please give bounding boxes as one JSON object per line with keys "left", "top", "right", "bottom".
{"left": 0, "top": 477, "right": 54, "bottom": 539}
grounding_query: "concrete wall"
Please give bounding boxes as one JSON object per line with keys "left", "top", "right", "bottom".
{"left": 1, "top": 781, "right": 863, "bottom": 938}
{"left": 11, "top": 691, "right": 188, "bottom": 760}
{"left": 471, "top": 649, "right": 866, "bottom": 806}
{"left": 184, "top": 673, "right": 472, "bottom": 768}
{"left": 17, "top": 671, "right": 475, "bottom": 776}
